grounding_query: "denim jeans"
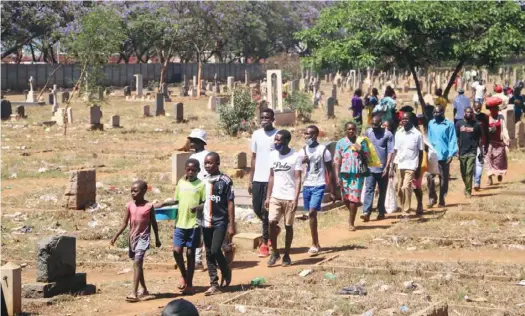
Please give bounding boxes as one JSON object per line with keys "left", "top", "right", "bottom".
{"left": 363, "top": 172, "right": 388, "bottom": 215}
{"left": 474, "top": 147, "right": 483, "bottom": 186}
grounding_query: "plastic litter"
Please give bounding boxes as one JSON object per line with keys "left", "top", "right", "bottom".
{"left": 324, "top": 272, "right": 337, "bottom": 281}
{"left": 88, "top": 219, "right": 98, "bottom": 228}
{"left": 235, "top": 305, "right": 247, "bottom": 313}
{"left": 400, "top": 305, "right": 409, "bottom": 313}
{"left": 338, "top": 285, "right": 367, "bottom": 296}
{"left": 9, "top": 173, "right": 17, "bottom": 179}
{"left": 517, "top": 280, "right": 525, "bottom": 286}
{"left": 38, "top": 167, "right": 47, "bottom": 173}
{"left": 96, "top": 182, "right": 104, "bottom": 189}
{"left": 86, "top": 202, "right": 101, "bottom": 213}
{"left": 250, "top": 277, "right": 265, "bottom": 286}
{"left": 361, "top": 309, "right": 375, "bottom": 316}
{"left": 299, "top": 269, "right": 312, "bottom": 277}
{"left": 12, "top": 225, "right": 33, "bottom": 234}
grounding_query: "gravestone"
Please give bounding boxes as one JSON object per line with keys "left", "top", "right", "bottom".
{"left": 67, "top": 107, "right": 73, "bottom": 124}
{"left": 134, "top": 74, "right": 143, "bottom": 96}
{"left": 143, "top": 105, "right": 151, "bottom": 117}
{"left": 154, "top": 93, "right": 165, "bottom": 116}
{"left": 23, "top": 235, "right": 95, "bottom": 299}
{"left": 53, "top": 108, "right": 66, "bottom": 126}
{"left": 183, "top": 75, "right": 188, "bottom": 88}
{"left": 245, "top": 70, "right": 250, "bottom": 86}
{"left": 266, "top": 70, "right": 283, "bottom": 111}
{"left": 89, "top": 106, "right": 103, "bottom": 130}
{"left": 290, "top": 80, "right": 299, "bottom": 95}
{"left": 62, "top": 169, "right": 96, "bottom": 210}
{"left": 227, "top": 76, "right": 234, "bottom": 90}
{"left": 47, "top": 93, "right": 54, "bottom": 105}
{"left": 179, "top": 86, "right": 187, "bottom": 97}
{"left": 193, "top": 76, "right": 197, "bottom": 87}
{"left": 206, "top": 82, "right": 213, "bottom": 91}
{"left": 97, "top": 87, "right": 104, "bottom": 101}
{"left": 123, "top": 86, "right": 131, "bottom": 97}
{"left": 26, "top": 76, "right": 37, "bottom": 102}
{"left": 331, "top": 84, "right": 337, "bottom": 100}
{"left": 234, "top": 152, "right": 247, "bottom": 169}
{"left": 325, "top": 74, "right": 329, "bottom": 82}
{"left": 189, "top": 86, "right": 198, "bottom": 97}
{"left": 215, "top": 97, "right": 224, "bottom": 113}
{"left": 516, "top": 121, "right": 525, "bottom": 148}
{"left": 60, "top": 91, "right": 70, "bottom": 103}
{"left": 51, "top": 85, "right": 59, "bottom": 113}
{"left": 325, "top": 97, "right": 335, "bottom": 119}
{"left": 502, "top": 107, "right": 515, "bottom": 140}
{"left": 1, "top": 262, "right": 22, "bottom": 316}
{"left": 1, "top": 99, "right": 12, "bottom": 120}
{"left": 16, "top": 106, "right": 25, "bottom": 119}
{"left": 174, "top": 102, "right": 183, "bottom": 123}
{"left": 208, "top": 96, "right": 216, "bottom": 111}
{"left": 111, "top": 115, "right": 120, "bottom": 128}
{"left": 200, "top": 80, "right": 205, "bottom": 90}
{"left": 172, "top": 152, "right": 193, "bottom": 184}
{"left": 161, "top": 83, "right": 168, "bottom": 98}
{"left": 36, "top": 236, "right": 76, "bottom": 282}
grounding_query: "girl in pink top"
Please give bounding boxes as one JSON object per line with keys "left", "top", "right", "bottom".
{"left": 111, "top": 180, "right": 161, "bottom": 302}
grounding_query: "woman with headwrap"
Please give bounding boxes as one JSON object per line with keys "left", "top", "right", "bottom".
{"left": 484, "top": 104, "right": 510, "bottom": 185}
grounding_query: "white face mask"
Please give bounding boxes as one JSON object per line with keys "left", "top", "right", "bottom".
{"left": 305, "top": 138, "right": 314, "bottom": 147}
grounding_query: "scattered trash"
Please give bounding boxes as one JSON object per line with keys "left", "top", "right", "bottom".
{"left": 9, "top": 173, "right": 17, "bottom": 179}
{"left": 86, "top": 202, "right": 101, "bottom": 213}
{"left": 403, "top": 280, "right": 417, "bottom": 290}
{"left": 361, "top": 309, "right": 375, "bottom": 316}
{"left": 38, "top": 167, "right": 47, "bottom": 173}
{"left": 88, "top": 219, "right": 98, "bottom": 228}
{"left": 235, "top": 305, "right": 247, "bottom": 314}
{"left": 338, "top": 285, "right": 367, "bottom": 296}
{"left": 299, "top": 269, "right": 312, "bottom": 277}
{"left": 96, "top": 182, "right": 104, "bottom": 189}
{"left": 39, "top": 194, "right": 58, "bottom": 202}
{"left": 12, "top": 225, "right": 33, "bottom": 234}
{"left": 154, "top": 128, "right": 163, "bottom": 132}
{"left": 464, "top": 295, "right": 487, "bottom": 302}
{"left": 400, "top": 305, "right": 409, "bottom": 313}
{"left": 250, "top": 277, "right": 265, "bottom": 286}
{"left": 406, "top": 246, "right": 417, "bottom": 251}
{"left": 117, "top": 268, "right": 131, "bottom": 275}
{"left": 324, "top": 272, "right": 337, "bottom": 281}
{"left": 517, "top": 280, "right": 525, "bottom": 286}
{"left": 359, "top": 279, "right": 367, "bottom": 286}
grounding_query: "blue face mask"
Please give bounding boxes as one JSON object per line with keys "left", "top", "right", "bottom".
{"left": 305, "top": 138, "right": 314, "bottom": 147}
{"left": 274, "top": 143, "right": 284, "bottom": 151}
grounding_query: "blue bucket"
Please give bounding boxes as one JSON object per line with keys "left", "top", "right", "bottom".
{"left": 154, "top": 206, "right": 178, "bottom": 221}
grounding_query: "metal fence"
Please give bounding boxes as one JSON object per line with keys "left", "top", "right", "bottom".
{"left": 0, "top": 63, "right": 267, "bottom": 91}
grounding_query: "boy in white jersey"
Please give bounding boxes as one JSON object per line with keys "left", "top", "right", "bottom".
{"left": 299, "top": 125, "right": 336, "bottom": 256}
{"left": 265, "top": 130, "right": 302, "bottom": 267}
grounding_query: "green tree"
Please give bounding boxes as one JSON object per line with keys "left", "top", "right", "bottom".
{"left": 297, "top": 1, "right": 525, "bottom": 106}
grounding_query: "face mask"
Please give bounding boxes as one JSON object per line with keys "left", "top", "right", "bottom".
{"left": 403, "top": 122, "right": 413, "bottom": 131}
{"left": 305, "top": 138, "right": 314, "bottom": 147}
{"left": 433, "top": 112, "right": 445, "bottom": 120}
{"left": 274, "top": 143, "right": 284, "bottom": 151}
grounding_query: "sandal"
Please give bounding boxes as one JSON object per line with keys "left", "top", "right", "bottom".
{"left": 204, "top": 285, "right": 221, "bottom": 296}
{"left": 178, "top": 277, "right": 186, "bottom": 290}
{"left": 137, "top": 290, "right": 149, "bottom": 298}
{"left": 125, "top": 294, "right": 139, "bottom": 302}
{"left": 181, "top": 286, "right": 195, "bottom": 296}
{"left": 308, "top": 246, "right": 320, "bottom": 256}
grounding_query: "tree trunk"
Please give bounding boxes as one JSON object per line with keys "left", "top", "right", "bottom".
{"left": 409, "top": 65, "right": 426, "bottom": 109}
{"left": 159, "top": 59, "right": 169, "bottom": 91}
{"left": 30, "top": 44, "right": 37, "bottom": 62}
{"left": 443, "top": 59, "right": 465, "bottom": 100}
{"left": 197, "top": 51, "right": 202, "bottom": 97}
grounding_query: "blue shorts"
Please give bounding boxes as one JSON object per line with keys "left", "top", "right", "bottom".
{"left": 173, "top": 227, "right": 201, "bottom": 249}
{"left": 303, "top": 185, "right": 326, "bottom": 212}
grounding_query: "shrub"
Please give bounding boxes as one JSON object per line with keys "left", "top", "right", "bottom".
{"left": 218, "top": 87, "right": 258, "bottom": 136}
{"left": 285, "top": 91, "right": 313, "bottom": 122}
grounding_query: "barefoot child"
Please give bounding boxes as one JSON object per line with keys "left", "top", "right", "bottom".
{"left": 110, "top": 180, "right": 161, "bottom": 302}
{"left": 154, "top": 159, "right": 205, "bottom": 295}
{"left": 198, "top": 152, "right": 236, "bottom": 296}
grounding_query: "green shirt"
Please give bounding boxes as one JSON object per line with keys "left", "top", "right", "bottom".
{"left": 175, "top": 178, "right": 205, "bottom": 229}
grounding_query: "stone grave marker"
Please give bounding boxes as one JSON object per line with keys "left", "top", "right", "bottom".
{"left": 245, "top": 70, "right": 250, "bottom": 85}
{"left": 183, "top": 75, "right": 188, "bottom": 88}
{"left": 154, "top": 93, "right": 165, "bottom": 116}
{"left": 503, "top": 107, "right": 515, "bottom": 140}
{"left": 208, "top": 96, "right": 216, "bottom": 111}
{"left": 89, "top": 106, "right": 103, "bottom": 130}
{"left": 206, "top": 82, "right": 213, "bottom": 91}
{"left": 62, "top": 169, "right": 96, "bottom": 210}
{"left": 53, "top": 108, "right": 66, "bottom": 126}
{"left": 234, "top": 152, "right": 247, "bottom": 169}
{"left": 16, "top": 105, "right": 25, "bottom": 119}
{"left": 172, "top": 152, "right": 192, "bottom": 184}
{"left": 47, "top": 92, "right": 54, "bottom": 105}
{"left": 193, "top": 76, "right": 197, "bottom": 87}
{"left": 1, "top": 262, "right": 22, "bottom": 315}
{"left": 174, "top": 102, "right": 183, "bottom": 123}
{"left": 331, "top": 84, "right": 337, "bottom": 100}
{"left": 67, "top": 107, "right": 73, "bottom": 124}
{"left": 134, "top": 74, "right": 143, "bottom": 96}
{"left": 161, "top": 83, "right": 168, "bottom": 98}
{"left": 52, "top": 85, "right": 59, "bottom": 113}
{"left": 516, "top": 121, "right": 525, "bottom": 148}
{"left": 26, "top": 76, "right": 37, "bottom": 102}
{"left": 111, "top": 115, "right": 120, "bottom": 128}
{"left": 97, "top": 87, "right": 104, "bottom": 101}
{"left": 215, "top": 97, "right": 224, "bottom": 113}
{"left": 143, "top": 105, "right": 151, "bottom": 117}
{"left": 325, "top": 97, "right": 335, "bottom": 119}
{"left": 123, "top": 86, "right": 131, "bottom": 97}
{"left": 266, "top": 70, "right": 283, "bottom": 111}
{"left": 227, "top": 76, "right": 234, "bottom": 90}
{"left": 189, "top": 86, "right": 198, "bottom": 97}
{"left": 1, "top": 99, "right": 12, "bottom": 120}
{"left": 60, "top": 91, "right": 70, "bottom": 103}
{"left": 23, "top": 236, "right": 95, "bottom": 299}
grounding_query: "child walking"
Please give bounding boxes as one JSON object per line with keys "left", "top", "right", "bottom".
{"left": 110, "top": 180, "right": 161, "bottom": 302}
{"left": 199, "top": 152, "right": 236, "bottom": 296}
{"left": 154, "top": 159, "right": 205, "bottom": 295}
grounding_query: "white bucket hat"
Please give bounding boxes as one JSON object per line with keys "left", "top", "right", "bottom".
{"left": 187, "top": 128, "right": 207, "bottom": 144}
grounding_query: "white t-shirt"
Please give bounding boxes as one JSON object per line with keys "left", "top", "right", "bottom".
{"left": 269, "top": 149, "right": 302, "bottom": 200}
{"left": 298, "top": 144, "right": 332, "bottom": 187}
{"left": 190, "top": 150, "right": 209, "bottom": 181}
{"left": 471, "top": 81, "right": 485, "bottom": 99}
{"left": 394, "top": 127, "right": 424, "bottom": 171}
{"left": 251, "top": 128, "right": 278, "bottom": 182}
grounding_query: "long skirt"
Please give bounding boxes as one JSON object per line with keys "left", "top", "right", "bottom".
{"left": 485, "top": 141, "right": 507, "bottom": 176}
{"left": 340, "top": 173, "right": 365, "bottom": 205}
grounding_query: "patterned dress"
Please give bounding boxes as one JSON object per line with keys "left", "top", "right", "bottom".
{"left": 334, "top": 137, "right": 370, "bottom": 204}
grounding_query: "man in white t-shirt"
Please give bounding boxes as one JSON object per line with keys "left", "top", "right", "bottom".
{"left": 298, "top": 125, "right": 335, "bottom": 256}
{"left": 391, "top": 112, "right": 424, "bottom": 214}
{"left": 471, "top": 80, "right": 486, "bottom": 104}
{"left": 265, "top": 130, "right": 302, "bottom": 267}
{"left": 187, "top": 128, "right": 209, "bottom": 270}
{"left": 249, "top": 108, "right": 279, "bottom": 258}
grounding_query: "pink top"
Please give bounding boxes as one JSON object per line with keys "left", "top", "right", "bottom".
{"left": 127, "top": 201, "right": 153, "bottom": 248}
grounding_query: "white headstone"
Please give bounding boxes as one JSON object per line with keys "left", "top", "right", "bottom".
{"left": 134, "top": 74, "right": 143, "bottom": 96}
{"left": 266, "top": 70, "right": 283, "bottom": 111}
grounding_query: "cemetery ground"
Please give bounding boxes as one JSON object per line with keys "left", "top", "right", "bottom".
{"left": 1, "top": 84, "right": 525, "bottom": 316}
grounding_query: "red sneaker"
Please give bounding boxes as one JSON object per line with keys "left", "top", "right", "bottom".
{"left": 258, "top": 243, "right": 269, "bottom": 258}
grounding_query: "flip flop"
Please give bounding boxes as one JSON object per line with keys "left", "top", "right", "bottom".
{"left": 308, "top": 246, "right": 320, "bottom": 257}
{"left": 125, "top": 295, "right": 139, "bottom": 302}
{"left": 137, "top": 290, "right": 149, "bottom": 298}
